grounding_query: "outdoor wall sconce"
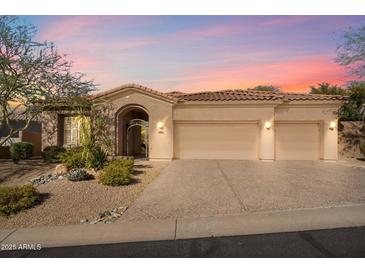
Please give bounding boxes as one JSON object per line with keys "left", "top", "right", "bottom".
{"left": 329, "top": 121, "right": 337, "bottom": 130}
{"left": 157, "top": 121, "right": 164, "bottom": 130}
{"left": 264, "top": 121, "right": 272, "bottom": 130}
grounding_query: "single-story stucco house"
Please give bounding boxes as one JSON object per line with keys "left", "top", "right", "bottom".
{"left": 41, "top": 83, "right": 347, "bottom": 161}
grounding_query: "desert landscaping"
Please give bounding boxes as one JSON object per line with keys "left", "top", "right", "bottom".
{"left": 0, "top": 159, "right": 168, "bottom": 229}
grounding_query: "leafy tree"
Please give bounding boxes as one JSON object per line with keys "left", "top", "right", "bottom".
{"left": 336, "top": 25, "right": 365, "bottom": 78}
{"left": 0, "top": 16, "right": 97, "bottom": 146}
{"left": 310, "top": 82, "right": 346, "bottom": 95}
{"left": 250, "top": 85, "right": 280, "bottom": 92}
{"left": 339, "top": 81, "right": 365, "bottom": 121}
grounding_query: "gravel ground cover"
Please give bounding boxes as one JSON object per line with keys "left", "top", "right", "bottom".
{"left": 0, "top": 159, "right": 57, "bottom": 187}
{"left": 0, "top": 159, "right": 168, "bottom": 229}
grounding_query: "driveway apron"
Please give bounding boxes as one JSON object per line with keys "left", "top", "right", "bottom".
{"left": 120, "top": 160, "right": 245, "bottom": 221}
{"left": 120, "top": 159, "right": 365, "bottom": 222}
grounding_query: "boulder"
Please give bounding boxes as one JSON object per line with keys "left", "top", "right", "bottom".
{"left": 54, "top": 164, "right": 68, "bottom": 175}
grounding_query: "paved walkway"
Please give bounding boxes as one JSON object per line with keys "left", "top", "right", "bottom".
{"left": 120, "top": 159, "right": 365, "bottom": 222}
{"left": 1, "top": 204, "right": 365, "bottom": 249}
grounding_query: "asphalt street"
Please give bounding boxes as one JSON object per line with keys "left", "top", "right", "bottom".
{"left": 1, "top": 226, "right": 365, "bottom": 258}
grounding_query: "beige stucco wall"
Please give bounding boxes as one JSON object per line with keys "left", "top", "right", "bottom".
{"left": 106, "top": 89, "right": 174, "bottom": 160}
{"left": 41, "top": 111, "right": 59, "bottom": 150}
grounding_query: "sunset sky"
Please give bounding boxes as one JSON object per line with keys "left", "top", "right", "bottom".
{"left": 23, "top": 16, "right": 365, "bottom": 93}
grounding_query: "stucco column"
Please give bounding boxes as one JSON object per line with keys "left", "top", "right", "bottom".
{"left": 259, "top": 119, "right": 275, "bottom": 161}
{"left": 322, "top": 119, "right": 338, "bottom": 161}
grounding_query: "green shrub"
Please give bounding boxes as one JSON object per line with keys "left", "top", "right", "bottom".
{"left": 10, "top": 142, "right": 33, "bottom": 163}
{"left": 121, "top": 156, "right": 134, "bottom": 172}
{"left": 60, "top": 146, "right": 107, "bottom": 170}
{"left": 98, "top": 159, "right": 133, "bottom": 186}
{"left": 42, "top": 146, "right": 66, "bottom": 163}
{"left": 84, "top": 146, "right": 107, "bottom": 170}
{"left": 360, "top": 143, "right": 365, "bottom": 157}
{"left": 67, "top": 169, "right": 94, "bottom": 182}
{"left": 59, "top": 147, "right": 85, "bottom": 169}
{"left": 0, "top": 185, "right": 40, "bottom": 216}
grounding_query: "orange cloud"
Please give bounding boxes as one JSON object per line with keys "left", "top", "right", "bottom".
{"left": 148, "top": 55, "right": 351, "bottom": 93}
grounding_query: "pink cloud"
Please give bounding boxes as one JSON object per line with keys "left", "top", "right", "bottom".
{"left": 261, "top": 16, "right": 310, "bottom": 27}
{"left": 147, "top": 55, "right": 350, "bottom": 93}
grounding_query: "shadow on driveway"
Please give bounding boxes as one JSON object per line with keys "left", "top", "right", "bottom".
{"left": 2, "top": 226, "right": 365, "bottom": 258}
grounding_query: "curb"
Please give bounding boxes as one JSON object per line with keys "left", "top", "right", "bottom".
{"left": 1, "top": 204, "right": 365, "bottom": 249}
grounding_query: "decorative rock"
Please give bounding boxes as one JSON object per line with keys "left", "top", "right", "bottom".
{"left": 84, "top": 206, "right": 129, "bottom": 225}
{"left": 54, "top": 164, "right": 68, "bottom": 175}
{"left": 30, "top": 174, "right": 60, "bottom": 185}
{"left": 89, "top": 220, "right": 100, "bottom": 225}
{"left": 87, "top": 169, "right": 100, "bottom": 179}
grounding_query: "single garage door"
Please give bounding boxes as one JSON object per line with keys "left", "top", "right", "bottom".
{"left": 174, "top": 122, "right": 259, "bottom": 160}
{"left": 275, "top": 123, "right": 320, "bottom": 160}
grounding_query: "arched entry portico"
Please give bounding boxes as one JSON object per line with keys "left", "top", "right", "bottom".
{"left": 116, "top": 105, "right": 149, "bottom": 158}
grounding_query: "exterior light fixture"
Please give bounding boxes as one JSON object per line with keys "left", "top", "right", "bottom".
{"left": 264, "top": 121, "right": 272, "bottom": 129}
{"left": 157, "top": 121, "right": 164, "bottom": 130}
{"left": 329, "top": 121, "right": 337, "bottom": 130}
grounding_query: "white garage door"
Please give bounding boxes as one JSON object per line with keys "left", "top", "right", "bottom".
{"left": 275, "top": 123, "right": 320, "bottom": 160}
{"left": 174, "top": 122, "right": 259, "bottom": 160}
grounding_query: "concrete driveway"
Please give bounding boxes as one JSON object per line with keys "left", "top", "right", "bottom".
{"left": 121, "top": 160, "right": 365, "bottom": 222}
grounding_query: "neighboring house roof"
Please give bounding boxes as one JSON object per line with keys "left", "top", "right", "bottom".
{"left": 7, "top": 105, "right": 42, "bottom": 122}
{"left": 92, "top": 83, "right": 348, "bottom": 104}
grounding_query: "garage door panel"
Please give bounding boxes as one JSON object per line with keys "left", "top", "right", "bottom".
{"left": 275, "top": 123, "right": 320, "bottom": 160}
{"left": 174, "top": 123, "right": 259, "bottom": 160}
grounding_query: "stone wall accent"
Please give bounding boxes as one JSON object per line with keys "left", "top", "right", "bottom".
{"left": 338, "top": 121, "right": 365, "bottom": 159}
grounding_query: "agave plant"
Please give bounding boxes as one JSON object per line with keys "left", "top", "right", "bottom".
{"left": 67, "top": 169, "right": 94, "bottom": 182}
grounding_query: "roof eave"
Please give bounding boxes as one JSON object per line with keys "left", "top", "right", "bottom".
{"left": 92, "top": 83, "right": 178, "bottom": 104}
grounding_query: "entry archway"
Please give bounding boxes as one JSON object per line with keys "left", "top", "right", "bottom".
{"left": 116, "top": 105, "right": 149, "bottom": 158}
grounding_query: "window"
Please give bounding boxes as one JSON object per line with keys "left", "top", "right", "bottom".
{"left": 63, "top": 116, "right": 81, "bottom": 147}
{"left": 63, "top": 115, "right": 91, "bottom": 147}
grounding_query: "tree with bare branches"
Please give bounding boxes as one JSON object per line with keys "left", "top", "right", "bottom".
{"left": 0, "top": 16, "right": 97, "bottom": 146}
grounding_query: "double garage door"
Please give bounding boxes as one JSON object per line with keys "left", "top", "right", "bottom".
{"left": 174, "top": 122, "right": 259, "bottom": 160}
{"left": 174, "top": 122, "right": 320, "bottom": 160}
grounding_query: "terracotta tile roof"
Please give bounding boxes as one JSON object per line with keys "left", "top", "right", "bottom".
{"left": 167, "top": 90, "right": 347, "bottom": 102}
{"left": 94, "top": 84, "right": 347, "bottom": 103}
{"left": 279, "top": 92, "right": 348, "bottom": 101}
{"left": 167, "top": 89, "right": 283, "bottom": 102}
{"left": 92, "top": 83, "right": 177, "bottom": 103}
